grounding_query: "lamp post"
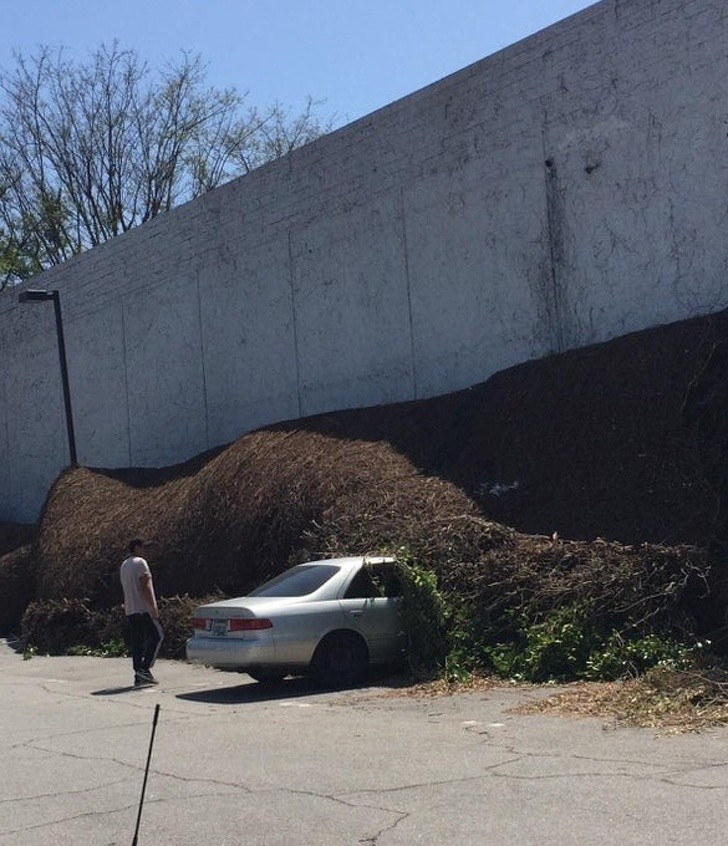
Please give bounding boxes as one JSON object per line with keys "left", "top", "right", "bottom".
{"left": 18, "top": 288, "right": 78, "bottom": 466}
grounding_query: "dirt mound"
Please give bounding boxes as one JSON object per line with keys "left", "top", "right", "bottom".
{"left": 282, "top": 308, "right": 728, "bottom": 547}
{"left": 0, "top": 521, "right": 35, "bottom": 556}
{"left": 0, "top": 522, "right": 36, "bottom": 632}
{"left": 7, "top": 307, "right": 728, "bottom": 638}
{"left": 0, "top": 545, "right": 35, "bottom": 632}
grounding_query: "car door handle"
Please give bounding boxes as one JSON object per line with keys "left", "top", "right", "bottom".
{"left": 348, "top": 610, "right": 363, "bottom": 617}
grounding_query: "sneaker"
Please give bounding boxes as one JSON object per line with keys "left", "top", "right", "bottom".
{"left": 136, "top": 670, "right": 159, "bottom": 685}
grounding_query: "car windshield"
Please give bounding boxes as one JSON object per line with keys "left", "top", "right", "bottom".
{"left": 249, "top": 564, "right": 341, "bottom": 597}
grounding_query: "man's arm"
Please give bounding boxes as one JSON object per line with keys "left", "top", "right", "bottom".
{"left": 139, "top": 572, "right": 159, "bottom": 620}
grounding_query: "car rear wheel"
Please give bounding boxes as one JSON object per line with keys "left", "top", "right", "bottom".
{"left": 247, "top": 669, "right": 286, "bottom": 684}
{"left": 312, "top": 631, "right": 368, "bottom": 688}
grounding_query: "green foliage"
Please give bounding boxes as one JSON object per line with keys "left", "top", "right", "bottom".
{"left": 20, "top": 594, "right": 222, "bottom": 659}
{"left": 21, "top": 598, "right": 100, "bottom": 655}
{"left": 0, "top": 228, "right": 41, "bottom": 288}
{"left": 485, "top": 604, "right": 598, "bottom": 682}
{"left": 390, "top": 551, "right": 705, "bottom": 685}
{"left": 483, "top": 604, "right": 701, "bottom": 683}
{"left": 391, "top": 550, "right": 486, "bottom": 683}
{"left": 393, "top": 551, "right": 449, "bottom": 679}
{"left": 0, "top": 44, "right": 333, "bottom": 285}
{"left": 583, "top": 632, "right": 700, "bottom": 681}
{"left": 441, "top": 603, "right": 491, "bottom": 683}
{"left": 66, "top": 639, "right": 128, "bottom": 658}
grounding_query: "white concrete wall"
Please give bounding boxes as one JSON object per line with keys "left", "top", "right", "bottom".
{"left": 3, "top": 0, "right": 728, "bottom": 522}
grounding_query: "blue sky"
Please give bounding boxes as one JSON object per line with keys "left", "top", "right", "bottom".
{"left": 1, "top": 0, "right": 597, "bottom": 128}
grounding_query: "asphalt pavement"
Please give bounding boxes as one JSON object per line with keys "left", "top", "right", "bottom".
{"left": 2, "top": 638, "right": 728, "bottom": 845}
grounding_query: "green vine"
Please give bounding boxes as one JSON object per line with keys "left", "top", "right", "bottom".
{"left": 391, "top": 551, "right": 705, "bottom": 684}
{"left": 390, "top": 549, "right": 449, "bottom": 679}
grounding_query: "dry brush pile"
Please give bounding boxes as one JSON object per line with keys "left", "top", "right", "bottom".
{"left": 4, "top": 430, "right": 723, "bottom": 662}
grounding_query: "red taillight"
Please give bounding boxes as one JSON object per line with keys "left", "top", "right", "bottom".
{"left": 229, "top": 618, "right": 273, "bottom": 631}
{"left": 193, "top": 617, "right": 210, "bottom": 631}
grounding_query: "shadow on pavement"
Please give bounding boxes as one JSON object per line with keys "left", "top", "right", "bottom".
{"left": 176, "top": 668, "right": 413, "bottom": 705}
{"left": 176, "top": 676, "right": 321, "bottom": 704}
{"left": 91, "top": 684, "right": 149, "bottom": 696}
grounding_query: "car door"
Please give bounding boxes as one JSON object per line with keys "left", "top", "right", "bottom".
{"left": 339, "top": 565, "right": 407, "bottom": 663}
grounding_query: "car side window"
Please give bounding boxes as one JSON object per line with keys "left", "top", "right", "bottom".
{"left": 381, "top": 572, "right": 402, "bottom": 598}
{"left": 344, "top": 569, "right": 382, "bottom": 599}
{"left": 368, "top": 564, "right": 403, "bottom": 598}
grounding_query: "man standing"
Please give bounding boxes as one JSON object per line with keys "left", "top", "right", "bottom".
{"left": 120, "top": 539, "right": 163, "bottom": 687}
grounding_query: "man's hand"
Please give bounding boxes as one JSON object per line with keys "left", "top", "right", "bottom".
{"left": 139, "top": 572, "right": 159, "bottom": 619}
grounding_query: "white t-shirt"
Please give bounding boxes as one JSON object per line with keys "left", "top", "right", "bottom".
{"left": 120, "top": 555, "right": 156, "bottom": 615}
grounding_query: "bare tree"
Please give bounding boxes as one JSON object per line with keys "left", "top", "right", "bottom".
{"left": 0, "top": 44, "right": 333, "bottom": 287}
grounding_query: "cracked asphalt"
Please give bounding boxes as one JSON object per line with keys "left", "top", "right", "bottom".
{"left": 2, "top": 640, "right": 728, "bottom": 845}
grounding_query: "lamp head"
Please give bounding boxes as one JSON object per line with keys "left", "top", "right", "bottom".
{"left": 18, "top": 289, "right": 56, "bottom": 303}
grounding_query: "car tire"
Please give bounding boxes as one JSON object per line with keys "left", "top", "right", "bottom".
{"left": 247, "top": 669, "right": 286, "bottom": 684}
{"left": 312, "top": 631, "right": 368, "bottom": 688}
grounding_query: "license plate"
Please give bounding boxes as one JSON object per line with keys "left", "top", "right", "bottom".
{"left": 212, "top": 619, "right": 228, "bottom": 636}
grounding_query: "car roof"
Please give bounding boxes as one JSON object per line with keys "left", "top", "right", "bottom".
{"left": 195, "top": 556, "right": 398, "bottom": 610}
{"left": 300, "top": 556, "right": 395, "bottom": 567}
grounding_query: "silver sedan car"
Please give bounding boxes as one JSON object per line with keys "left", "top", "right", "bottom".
{"left": 186, "top": 556, "right": 407, "bottom": 687}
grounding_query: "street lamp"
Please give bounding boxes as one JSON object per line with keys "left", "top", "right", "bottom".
{"left": 18, "top": 288, "right": 78, "bottom": 466}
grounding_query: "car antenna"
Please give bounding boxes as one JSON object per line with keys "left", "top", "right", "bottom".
{"left": 131, "top": 703, "right": 160, "bottom": 845}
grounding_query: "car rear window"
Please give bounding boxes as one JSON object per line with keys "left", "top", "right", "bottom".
{"left": 249, "top": 564, "right": 341, "bottom": 597}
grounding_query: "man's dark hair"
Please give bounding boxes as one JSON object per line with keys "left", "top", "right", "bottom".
{"left": 128, "top": 538, "right": 145, "bottom": 554}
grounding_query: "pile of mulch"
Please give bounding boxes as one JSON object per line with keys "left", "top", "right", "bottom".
{"left": 17, "top": 441, "right": 721, "bottom": 651}
{"left": 512, "top": 662, "right": 728, "bottom": 733}
{"left": 0, "top": 522, "right": 36, "bottom": 632}
{"left": 4, "top": 307, "right": 728, "bottom": 641}
{"left": 0, "top": 521, "right": 35, "bottom": 557}
{"left": 0, "top": 545, "right": 35, "bottom": 633}
{"left": 384, "top": 663, "right": 728, "bottom": 734}
{"left": 282, "top": 308, "right": 728, "bottom": 548}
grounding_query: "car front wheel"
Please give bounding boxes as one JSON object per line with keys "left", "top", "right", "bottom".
{"left": 312, "top": 631, "right": 368, "bottom": 688}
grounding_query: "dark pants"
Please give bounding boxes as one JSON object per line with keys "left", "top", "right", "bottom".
{"left": 126, "top": 612, "right": 163, "bottom": 674}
